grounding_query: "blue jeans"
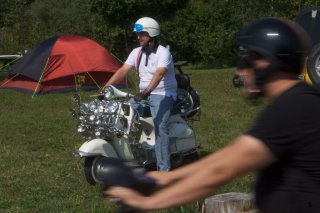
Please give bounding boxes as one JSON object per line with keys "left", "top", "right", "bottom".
{"left": 149, "top": 94, "right": 174, "bottom": 171}
{"left": 130, "top": 94, "right": 174, "bottom": 171}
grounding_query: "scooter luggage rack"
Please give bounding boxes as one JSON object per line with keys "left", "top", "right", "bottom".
{"left": 183, "top": 106, "right": 201, "bottom": 122}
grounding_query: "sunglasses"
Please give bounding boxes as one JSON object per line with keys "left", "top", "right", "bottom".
{"left": 133, "top": 23, "right": 144, "bottom": 32}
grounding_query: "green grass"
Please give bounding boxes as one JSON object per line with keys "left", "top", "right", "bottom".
{"left": 0, "top": 67, "right": 265, "bottom": 212}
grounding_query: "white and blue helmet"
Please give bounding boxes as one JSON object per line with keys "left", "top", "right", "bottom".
{"left": 133, "top": 17, "right": 160, "bottom": 37}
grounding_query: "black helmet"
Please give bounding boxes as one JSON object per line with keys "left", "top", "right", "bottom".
{"left": 236, "top": 17, "right": 311, "bottom": 83}
{"left": 93, "top": 157, "right": 156, "bottom": 194}
{"left": 93, "top": 158, "right": 156, "bottom": 212}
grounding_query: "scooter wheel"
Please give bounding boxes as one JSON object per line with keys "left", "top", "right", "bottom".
{"left": 307, "top": 43, "right": 320, "bottom": 87}
{"left": 84, "top": 157, "right": 97, "bottom": 185}
{"left": 170, "top": 153, "right": 184, "bottom": 169}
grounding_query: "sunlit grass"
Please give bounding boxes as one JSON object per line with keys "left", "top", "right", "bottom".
{"left": 0, "top": 67, "right": 265, "bottom": 212}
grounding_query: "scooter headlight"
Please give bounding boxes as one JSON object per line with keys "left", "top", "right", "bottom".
{"left": 77, "top": 124, "right": 87, "bottom": 133}
{"left": 89, "top": 101, "right": 97, "bottom": 111}
{"left": 107, "top": 102, "right": 119, "bottom": 113}
{"left": 104, "top": 86, "right": 114, "bottom": 100}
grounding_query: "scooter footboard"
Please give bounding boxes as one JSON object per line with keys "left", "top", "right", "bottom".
{"left": 75, "top": 139, "right": 118, "bottom": 158}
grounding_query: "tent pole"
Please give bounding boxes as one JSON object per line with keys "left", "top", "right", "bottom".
{"left": 86, "top": 72, "right": 100, "bottom": 89}
{"left": 0, "top": 57, "right": 21, "bottom": 71}
{"left": 110, "top": 53, "right": 131, "bottom": 89}
{"left": 32, "top": 57, "right": 50, "bottom": 98}
{"left": 110, "top": 53, "right": 123, "bottom": 64}
{"left": 0, "top": 73, "right": 19, "bottom": 87}
{"left": 73, "top": 74, "right": 79, "bottom": 91}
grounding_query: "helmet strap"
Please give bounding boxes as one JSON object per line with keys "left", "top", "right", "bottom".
{"left": 143, "top": 37, "right": 158, "bottom": 53}
{"left": 245, "top": 62, "right": 279, "bottom": 102}
{"left": 142, "top": 38, "right": 159, "bottom": 66}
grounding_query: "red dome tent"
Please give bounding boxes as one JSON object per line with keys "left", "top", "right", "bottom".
{"left": 0, "top": 34, "right": 123, "bottom": 96}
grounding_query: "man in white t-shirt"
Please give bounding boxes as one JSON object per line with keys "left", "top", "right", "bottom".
{"left": 103, "top": 17, "right": 177, "bottom": 171}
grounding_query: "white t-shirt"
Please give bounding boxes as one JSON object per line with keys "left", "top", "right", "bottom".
{"left": 125, "top": 45, "right": 177, "bottom": 97}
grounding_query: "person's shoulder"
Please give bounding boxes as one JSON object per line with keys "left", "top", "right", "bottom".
{"left": 295, "top": 82, "right": 320, "bottom": 107}
{"left": 284, "top": 82, "right": 320, "bottom": 101}
{"left": 157, "top": 45, "right": 169, "bottom": 51}
{"left": 131, "top": 46, "right": 142, "bottom": 53}
{"left": 268, "top": 82, "right": 320, "bottom": 116}
{"left": 128, "top": 47, "right": 143, "bottom": 56}
{"left": 157, "top": 45, "right": 171, "bottom": 55}
{"left": 136, "top": 46, "right": 144, "bottom": 51}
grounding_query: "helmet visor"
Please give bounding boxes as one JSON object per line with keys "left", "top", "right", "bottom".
{"left": 133, "top": 23, "right": 143, "bottom": 32}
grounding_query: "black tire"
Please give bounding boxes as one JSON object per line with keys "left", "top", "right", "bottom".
{"left": 183, "top": 151, "right": 201, "bottom": 164}
{"left": 175, "top": 73, "right": 190, "bottom": 90}
{"left": 84, "top": 157, "right": 97, "bottom": 185}
{"left": 171, "top": 151, "right": 201, "bottom": 169}
{"left": 187, "top": 87, "right": 200, "bottom": 118}
{"left": 170, "top": 153, "right": 184, "bottom": 169}
{"left": 173, "top": 87, "right": 200, "bottom": 118}
{"left": 307, "top": 43, "right": 320, "bottom": 87}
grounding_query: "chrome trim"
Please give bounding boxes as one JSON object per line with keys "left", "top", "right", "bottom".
{"left": 73, "top": 151, "right": 101, "bottom": 158}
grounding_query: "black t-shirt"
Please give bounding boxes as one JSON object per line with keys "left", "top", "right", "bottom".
{"left": 247, "top": 82, "right": 320, "bottom": 213}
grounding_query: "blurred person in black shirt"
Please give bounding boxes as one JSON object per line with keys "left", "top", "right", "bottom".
{"left": 106, "top": 17, "right": 320, "bottom": 213}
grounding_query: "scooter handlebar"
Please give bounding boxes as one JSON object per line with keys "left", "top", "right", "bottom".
{"left": 91, "top": 86, "right": 134, "bottom": 99}
{"left": 111, "top": 86, "right": 133, "bottom": 98}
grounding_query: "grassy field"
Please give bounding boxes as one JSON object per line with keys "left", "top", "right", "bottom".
{"left": 0, "top": 67, "right": 265, "bottom": 212}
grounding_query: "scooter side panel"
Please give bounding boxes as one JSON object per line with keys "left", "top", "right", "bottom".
{"left": 139, "top": 117, "right": 156, "bottom": 147}
{"left": 167, "top": 115, "right": 198, "bottom": 152}
{"left": 112, "top": 137, "right": 135, "bottom": 160}
{"left": 171, "top": 136, "right": 197, "bottom": 152}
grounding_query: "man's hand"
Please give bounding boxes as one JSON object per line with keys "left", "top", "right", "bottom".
{"left": 147, "top": 171, "right": 173, "bottom": 187}
{"left": 134, "top": 88, "right": 152, "bottom": 102}
{"left": 133, "top": 92, "right": 146, "bottom": 102}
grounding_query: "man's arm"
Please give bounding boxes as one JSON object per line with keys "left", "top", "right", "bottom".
{"left": 101, "top": 64, "right": 132, "bottom": 91}
{"left": 144, "top": 67, "right": 167, "bottom": 91}
{"left": 105, "top": 135, "right": 276, "bottom": 211}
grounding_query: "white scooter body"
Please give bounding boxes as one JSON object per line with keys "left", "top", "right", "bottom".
{"left": 77, "top": 113, "right": 197, "bottom": 161}
{"left": 73, "top": 86, "right": 199, "bottom": 184}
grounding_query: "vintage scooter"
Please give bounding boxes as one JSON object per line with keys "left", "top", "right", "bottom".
{"left": 71, "top": 83, "right": 200, "bottom": 185}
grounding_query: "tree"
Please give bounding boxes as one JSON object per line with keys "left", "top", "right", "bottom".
{"left": 1, "top": 0, "right": 320, "bottom": 65}
{"left": 88, "top": 0, "right": 188, "bottom": 60}
{"left": 0, "top": 0, "right": 102, "bottom": 54}
{"left": 0, "top": 0, "right": 33, "bottom": 54}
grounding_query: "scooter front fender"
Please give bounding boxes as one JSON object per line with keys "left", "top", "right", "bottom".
{"left": 75, "top": 138, "right": 118, "bottom": 158}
